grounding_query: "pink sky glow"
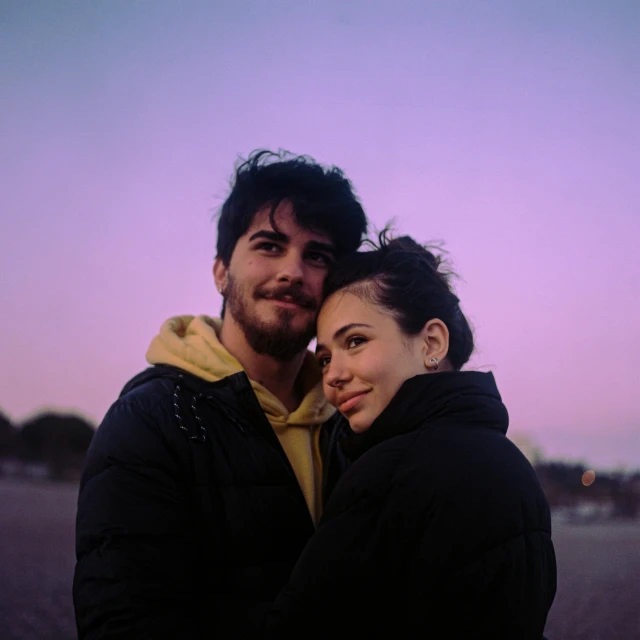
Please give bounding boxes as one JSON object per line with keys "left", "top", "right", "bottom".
{"left": 1, "top": 1, "right": 638, "bottom": 469}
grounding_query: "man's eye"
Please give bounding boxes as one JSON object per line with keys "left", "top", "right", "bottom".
{"left": 307, "top": 252, "right": 332, "bottom": 266}
{"left": 257, "top": 242, "right": 281, "bottom": 253}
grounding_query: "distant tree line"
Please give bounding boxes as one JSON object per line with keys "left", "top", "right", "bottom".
{"left": 0, "top": 408, "right": 94, "bottom": 481}
{"left": 1, "top": 409, "right": 639, "bottom": 517}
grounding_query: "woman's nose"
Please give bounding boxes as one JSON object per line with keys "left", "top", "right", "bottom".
{"left": 325, "top": 357, "right": 350, "bottom": 388}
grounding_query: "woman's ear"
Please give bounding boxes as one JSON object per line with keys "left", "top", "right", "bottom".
{"left": 421, "top": 319, "right": 450, "bottom": 371}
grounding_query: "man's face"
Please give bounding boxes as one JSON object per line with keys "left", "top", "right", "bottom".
{"left": 214, "top": 201, "right": 336, "bottom": 361}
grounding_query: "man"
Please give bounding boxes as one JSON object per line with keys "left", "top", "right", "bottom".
{"left": 73, "top": 150, "right": 367, "bottom": 638}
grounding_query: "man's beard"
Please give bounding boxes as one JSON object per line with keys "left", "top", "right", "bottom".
{"left": 224, "top": 274, "right": 317, "bottom": 362}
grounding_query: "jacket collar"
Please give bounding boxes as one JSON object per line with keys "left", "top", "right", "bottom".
{"left": 340, "top": 371, "right": 509, "bottom": 461}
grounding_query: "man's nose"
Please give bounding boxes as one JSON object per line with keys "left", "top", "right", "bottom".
{"left": 276, "top": 253, "right": 305, "bottom": 284}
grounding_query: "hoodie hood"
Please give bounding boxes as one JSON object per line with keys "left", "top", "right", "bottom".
{"left": 145, "top": 314, "right": 335, "bottom": 427}
{"left": 145, "top": 314, "right": 335, "bottom": 524}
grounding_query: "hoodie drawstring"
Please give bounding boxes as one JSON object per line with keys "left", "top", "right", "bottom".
{"left": 173, "top": 375, "right": 207, "bottom": 442}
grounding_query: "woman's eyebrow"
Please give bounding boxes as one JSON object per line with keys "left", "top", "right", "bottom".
{"left": 316, "top": 323, "right": 373, "bottom": 353}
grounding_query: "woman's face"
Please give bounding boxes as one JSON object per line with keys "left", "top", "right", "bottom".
{"left": 316, "top": 291, "right": 428, "bottom": 433}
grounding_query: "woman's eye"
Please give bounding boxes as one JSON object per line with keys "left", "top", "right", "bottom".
{"left": 346, "top": 336, "right": 366, "bottom": 349}
{"left": 317, "top": 355, "right": 331, "bottom": 368}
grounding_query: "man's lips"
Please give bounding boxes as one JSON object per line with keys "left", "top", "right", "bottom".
{"left": 257, "top": 287, "right": 316, "bottom": 310}
{"left": 338, "top": 390, "right": 370, "bottom": 413}
{"left": 267, "top": 297, "right": 303, "bottom": 309}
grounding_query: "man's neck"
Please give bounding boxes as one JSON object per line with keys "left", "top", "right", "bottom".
{"left": 218, "top": 317, "right": 308, "bottom": 413}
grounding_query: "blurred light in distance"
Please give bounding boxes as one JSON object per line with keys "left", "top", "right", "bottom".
{"left": 582, "top": 470, "right": 596, "bottom": 486}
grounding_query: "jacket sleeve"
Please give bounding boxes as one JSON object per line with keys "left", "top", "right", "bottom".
{"left": 73, "top": 397, "right": 205, "bottom": 639}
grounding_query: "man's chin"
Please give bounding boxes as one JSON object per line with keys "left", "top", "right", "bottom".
{"left": 264, "top": 319, "right": 316, "bottom": 340}
{"left": 245, "top": 320, "right": 317, "bottom": 361}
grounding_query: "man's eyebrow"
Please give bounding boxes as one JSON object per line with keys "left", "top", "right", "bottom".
{"left": 248, "top": 230, "right": 289, "bottom": 243}
{"left": 306, "top": 240, "right": 336, "bottom": 256}
{"left": 315, "top": 323, "right": 373, "bottom": 354}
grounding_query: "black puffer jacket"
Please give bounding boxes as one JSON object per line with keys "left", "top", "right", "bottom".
{"left": 73, "top": 365, "right": 345, "bottom": 639}
{"left": 265, "top": 371, "right": 557, "bottom": 639}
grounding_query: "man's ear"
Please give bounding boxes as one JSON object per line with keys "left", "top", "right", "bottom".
{"left": 213, "top": 257, "right": 228, "bottom": 295}
{"left": 421, "top": 319, "right": 450, "bottom": 369}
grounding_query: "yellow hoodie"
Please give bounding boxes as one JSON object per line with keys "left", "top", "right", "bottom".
{"left": 146, "top": 315, "right": 335, "bottom": 524}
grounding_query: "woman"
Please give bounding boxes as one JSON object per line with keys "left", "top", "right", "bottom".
{"left": 265, "top": 234, "right": 556, "bottom": 639}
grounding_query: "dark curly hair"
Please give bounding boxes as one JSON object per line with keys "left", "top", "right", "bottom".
{"left": 215, "top": 149, "right": 367, "bottom": 264}
{"left": 323, "top": 231, "right": 474, "bottom": 370}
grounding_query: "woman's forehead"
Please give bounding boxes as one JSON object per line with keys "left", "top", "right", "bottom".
{"left": 317, "top": 293, "right": 386, "bottom": 339}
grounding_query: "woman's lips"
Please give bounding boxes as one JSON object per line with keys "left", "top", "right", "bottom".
{"left": 339, "top": 391, "right": 369, "bottom": 413}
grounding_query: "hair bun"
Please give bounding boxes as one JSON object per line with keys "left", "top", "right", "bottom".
{"left": 383, "top": 233, "right": 441, "bottom": 271}
{"left": 324, "top": 228, "right": 474, "bottom": 370}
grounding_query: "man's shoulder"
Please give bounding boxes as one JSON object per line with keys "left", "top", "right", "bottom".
{"left": 87, "top": 366, "right": 239, "bottom": 471}
{"left": 116, "top": 365, "right": 237, "bottom": 406}
{"left": 119, "top": 364, "right": 183, "bottom": 399}
{"left": 97, "top": 366, "right": 199, "bottom": 441}
{"left": 106, "top": 365, "right": 254, "bottom": 437}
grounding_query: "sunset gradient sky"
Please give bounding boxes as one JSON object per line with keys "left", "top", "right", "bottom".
{"left": 1, "top": 1, "right": 638, "bottom": 468}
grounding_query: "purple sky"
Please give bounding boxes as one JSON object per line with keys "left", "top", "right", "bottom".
{"left": 1, "top": 1, "right": 638, "bottom": 469}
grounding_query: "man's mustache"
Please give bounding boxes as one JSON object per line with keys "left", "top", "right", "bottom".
{"left": 255, "top": 285, "right": 317, "bottom": 310}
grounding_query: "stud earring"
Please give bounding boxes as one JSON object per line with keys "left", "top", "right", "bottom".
{"left": 428, "top": 357, "right": 439, "bottom": 370}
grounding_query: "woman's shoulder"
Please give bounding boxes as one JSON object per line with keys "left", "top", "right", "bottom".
{"left": 347, "top": 422, "right": 542, "bottom": 503}
{"left": 390, "top": 425, "right": 547, "bottom": 522}
{"left": 324, "top": 425, "right": 549, "bottom": 545}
